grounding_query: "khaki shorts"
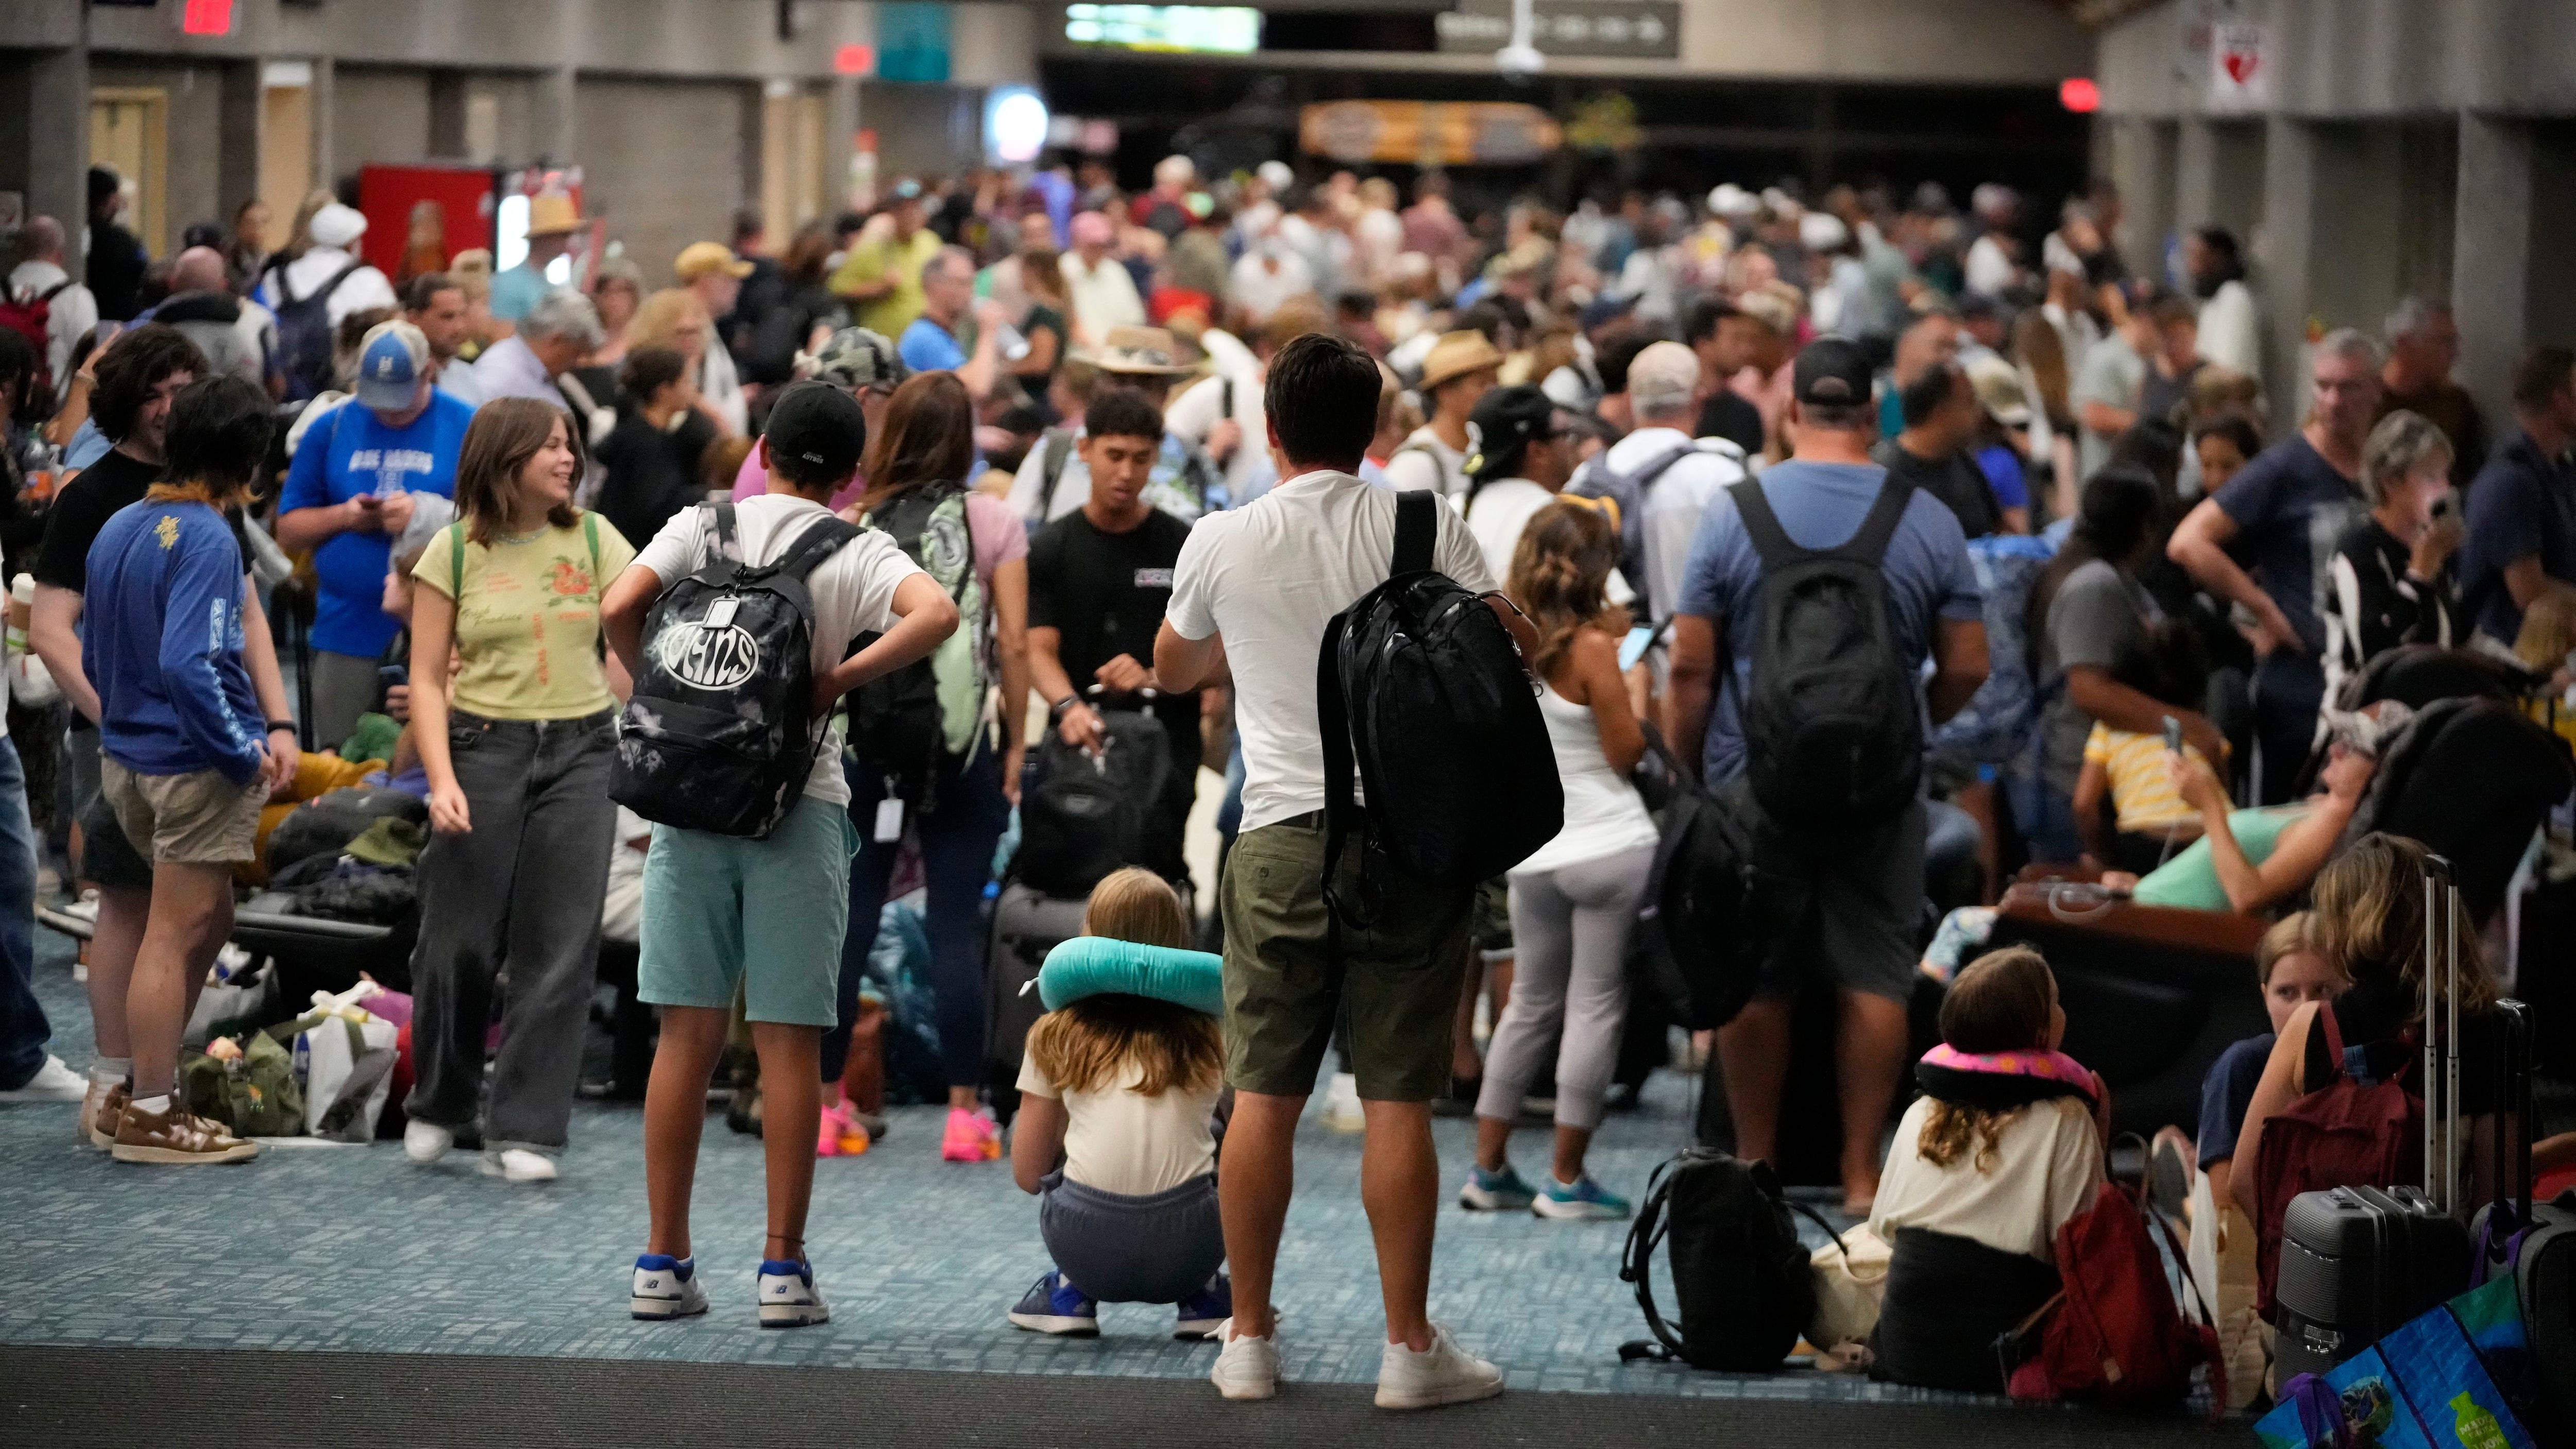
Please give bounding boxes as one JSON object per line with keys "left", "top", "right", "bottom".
{"left": 100, "top": 758, "right": 267, "bottom": 867}
{"left": 1219, "top": 814, "right": 1473, "bottom": 1103}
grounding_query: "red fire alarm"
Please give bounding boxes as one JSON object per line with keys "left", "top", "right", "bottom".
{"left": 833, "top": 44, "right": 876, "bottom": 76}
{"left": 181, "top": 0, "right": 234, "bottom": 36}
{"left": 2059, "top": 77, "right": 2100, "bottom": 113}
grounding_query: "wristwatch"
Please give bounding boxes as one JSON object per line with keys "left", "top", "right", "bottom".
{"left": 266, "top": 719, "right": 297, "bottom": 735}
{"left": 1047, "top": 695, "right": 1081, "bottom": 724}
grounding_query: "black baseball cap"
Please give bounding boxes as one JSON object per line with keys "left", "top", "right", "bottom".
{"left": 763, "top": 379, "right": 866, "bottom": 483}
{"left": 1791, "top": 335, "right": 1874, "bottom": 408}
{"left": 1465, "top": 384, "right": 1562, "bottom": 480}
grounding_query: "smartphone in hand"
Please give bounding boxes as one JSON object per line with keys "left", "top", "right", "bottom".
{"left": 2162, "top": 714, "right": 2182, "bottom": 754}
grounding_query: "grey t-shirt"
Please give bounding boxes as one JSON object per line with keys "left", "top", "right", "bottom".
{"left": 2071, "top": 333, "right": 2146, "bottom": 485}
{"left": 2036, "top": 557, "right": 2157, "bottom": 795}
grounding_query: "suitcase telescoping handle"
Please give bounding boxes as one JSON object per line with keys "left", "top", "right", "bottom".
{"left": 2423, "top": 852, "right": 2461, "bottom": 1216}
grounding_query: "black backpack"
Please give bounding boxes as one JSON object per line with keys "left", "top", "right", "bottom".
{"left": 1729, "top": 473, "right": 1922, "bottom": 834}
{"left": 612, "top": 503, "right": 860, "bottom": 838}
{"left": 1016, "top": 707, "right": 1172, "bottom": 896}
{"left": 1629, "top": 776, "right": 1809, "bottom": 1032}
{"left": 1318, "top": 489, "right": 1560, "bottom": 899}
{"left": 1619, "top": 1148, "right": 1836, "bottom": 1371}
{"left": 269, "top": 258, "right": 366, "bottom": 403}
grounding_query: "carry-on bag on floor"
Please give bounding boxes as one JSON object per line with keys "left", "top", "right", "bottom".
{"left": 984, "top": 881, "right": 1090, "bottom": 1118}
{"left": 2272, "top": 854, "right": 2479, "bottom": 1382}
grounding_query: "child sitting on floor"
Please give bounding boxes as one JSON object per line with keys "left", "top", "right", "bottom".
{"left": 1008, "top": 868, "right": 1231, "bottom": 1340}
{"left": 1869, "top": 947, "right": 2107, "bottom": 1394}
{"left": 2073, "top": 618, "right": 2217, "bottom": 876}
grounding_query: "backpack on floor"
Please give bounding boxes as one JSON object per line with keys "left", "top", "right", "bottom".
{"left": 2002, "top": 1178, "right": 2222, "bottom": 1416}
{"left": 1728, "top": 474, "right": 1922, "bottom": 834}
{"left": 613, "top": 503, "right": 861, "bottom": 838}
{"left": 1317, "top": 488, "right": 1560, "bottom": 901}
{"left": 1016, "top": 708, "right": 1172, "bottom": 897}
{"left": 269, "top": 258, "right": 367, "bottom": 403}
{"left": 846, "top": 480, "right": 986, "bottom": 813}
{"left": 1618, "top": 1148, "right": 1825, "bottom": 1371}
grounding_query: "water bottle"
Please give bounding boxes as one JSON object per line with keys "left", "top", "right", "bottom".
{"left": 994, "top": 321, "right": 1030, "bottom": 363}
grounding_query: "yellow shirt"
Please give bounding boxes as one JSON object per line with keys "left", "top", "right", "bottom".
{"left": 2082, "top": 722, "right": 2210, "bottom": 834}
{"left": 831, "top": 228, "right": 942, "bottom": 340}
{"left": 415, "top": 514, "right": 637, "bottom": 721}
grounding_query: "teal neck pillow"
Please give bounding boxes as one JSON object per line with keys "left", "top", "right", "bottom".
{"left": 1037, "top": 936, "right": 1225, "bottom": 1017}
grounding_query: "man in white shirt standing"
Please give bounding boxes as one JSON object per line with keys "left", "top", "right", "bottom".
{"left": 256, "top": 202, "right": 397, "bottom": 328}
{"left": 1156, "top": 332, "right": 1521, "bottom": 1411}
{"left": 1570, "top": 340, "right": 1747, "bottom": 624}
{"left": 6, "top": 216, "right": 98, "bottom": 387}
{"left": 1061, "top": 211, "right": 1145, "bottom": 348}
{"left": 1382, "top": 330, "right": 1501, "bottom": 498}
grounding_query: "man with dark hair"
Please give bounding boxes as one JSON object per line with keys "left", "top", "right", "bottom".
{"left": 86, "top": 166, "right": 150, "bottom": 321}
{"left": 1668, "top": 336, "right": 1987, "bottom": 1216}
{"left": 401, "top": 271, "right": 482, "bottom": 407}
{"left": 1874, "top": 360, "right": 2009, "bottom": 539}
{"left": 1155, "top": 332, "right": 1523, "bottom": 1409}
{"left": 84, "top": 374, "right": 295, "bottom": 1164}
{"left": 2184, "top": 226, "right": 2259, "bottom": 383}
{"left": 2459, "top": 345, "right": 2576, "bottom": 647}
{"left": 1681, "top": 298, "right": 1765, "bottom": 454}
{"left": 1028, "top": 388, "right": 1200, "bottom": 881}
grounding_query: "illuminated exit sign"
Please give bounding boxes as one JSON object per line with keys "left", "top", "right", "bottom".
{"left": 182, "top": 0, "right": 236, "bottom": 35}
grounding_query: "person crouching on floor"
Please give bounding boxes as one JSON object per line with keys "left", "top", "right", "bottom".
{"left": 1008, "top": 868, "right": 1232, "bottom": 1339}
{"left": 1868, "top": 946, "right": 2108, "bottom": 1393}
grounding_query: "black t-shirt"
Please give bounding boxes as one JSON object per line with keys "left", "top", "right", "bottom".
{"left": 1694, "top": 390, "right": 1765, "bottom": 458}
{"left": 1873, "top": 436, "right": 2002, "bottom": 539}
{"left": 2138, "top": 359, "right": 2204, "bottom": 432}
{"left": 595, "top": 414, "right": 705, "bottom": 556}
{"left": 1027, "top": 507, "right": 1197, "bottom": 730}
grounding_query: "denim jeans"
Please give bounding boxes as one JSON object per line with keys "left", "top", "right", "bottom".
{"left": 825, "top": 745, "right": 1011, "bottom": 1088}
{"left": 405, "top": 710, "right": 616, "bottom": 1151}
{"left": 0, "top": 738, "right": 48, "bottom": 1089}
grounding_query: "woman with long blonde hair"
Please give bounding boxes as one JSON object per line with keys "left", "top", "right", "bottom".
{"left": 1458, "top": 501, "right": 1660, "bottom": 1220}
{"left": 1007, "top": 869, "right": 1232, "bottom": 1337}
{"left": 401, "top": 397, "right": 638, "bottom": 1183}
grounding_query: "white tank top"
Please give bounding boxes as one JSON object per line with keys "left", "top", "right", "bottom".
{"left": 1514, "top": 680, "right": 1662, "bottom": 877}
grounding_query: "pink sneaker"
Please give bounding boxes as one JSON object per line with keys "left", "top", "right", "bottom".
{"left": 940, "top": 1105, "right": 1001, "bottom": 1162}
{"left": 816, "top": 1101, "right": 870, "bottom": 1157}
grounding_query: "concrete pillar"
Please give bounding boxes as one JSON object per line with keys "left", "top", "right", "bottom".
{"left": 25, "top": 44, "right": 91, "bottom": 262}
{"left": 2260, "top": 115, "right": 2319, "bottom": 432}
{"left": 2451, "top": 112, "right": 2532, "bottom": 425}
{"left": 2176, "top": 116, "right": 2218, "bottom": 232}
{"left": 218, "top": 61, "right": 261, "bottom": 224}
{"left": 308, "top": 54, "right": 334, "bottom": 194}
{"left": 2108, "top": 117, "right": 2176, "bottom": 280}
{"left": 826, "top": 76, "right": 861, "bottom": 213}
{"left": 533, "top": 64, "right": 577, "bottom": 167}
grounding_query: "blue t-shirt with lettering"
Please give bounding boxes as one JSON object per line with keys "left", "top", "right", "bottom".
{"left": 279, "top": 393, "right": 472, "bottom": 656}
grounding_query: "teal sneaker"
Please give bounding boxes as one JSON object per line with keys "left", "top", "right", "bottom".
{"left": 1458, "top": 1163, "right": 1537, "bottom": 1211}
{"left": 1532, "top": 1173, "right": 1632, "bottom": 1221}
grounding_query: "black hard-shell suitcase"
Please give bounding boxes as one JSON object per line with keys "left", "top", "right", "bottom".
{"left": 2271, "top": 853, "right": 2480, "bottom": 1380}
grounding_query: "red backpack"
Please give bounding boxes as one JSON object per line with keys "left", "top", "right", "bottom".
{"left": 0, "top": 278, "right": 71, "bottom": 404}
{"left": 2005, "top": 1179, "right": 2223, "bottom": 1417}
{"left": 2250, "top": 1007, "right": 2422, "bottom": 1316}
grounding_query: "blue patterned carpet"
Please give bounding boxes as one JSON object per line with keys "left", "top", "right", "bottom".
{"left": 0, "top": 922, "right": 2219, "bottom": 1430}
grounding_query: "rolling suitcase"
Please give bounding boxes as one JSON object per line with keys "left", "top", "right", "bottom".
{"left": 982, "top": 881, "right": 1090, "bottom": 1121}
{"left": 2272, "top": 853, "right": 2480, "bottom": 1382}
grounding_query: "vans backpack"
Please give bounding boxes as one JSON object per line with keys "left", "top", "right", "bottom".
{"left": 1618, "top": 1148, "right": 1828, "bottom": 1371}
{"left": 612, "top": 503, "right": 860, "bottom": 838}
{"left": 1568, "top": 436, "right": 1744, "bottom": 620}
{"left": 1728, "top": 473, "right": 1923, "bottom": 833}
{"left": 0, "top": 278, "right": 70, "bottom": 408}
{"left": 269, "top": 258, "right": 366, "bottom": 403}
{"left": 1318, "top": 488, "right": 1560, "bottom": 897}
{"left": 845, "top": 480, "right": 985, "bottom": 811}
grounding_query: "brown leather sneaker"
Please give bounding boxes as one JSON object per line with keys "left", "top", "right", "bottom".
{"left": 82, "top": 1081, "right": 128, "bottom": 1150}
{"left": 110, "top": 1098, "right": 258, "bottom": 1165}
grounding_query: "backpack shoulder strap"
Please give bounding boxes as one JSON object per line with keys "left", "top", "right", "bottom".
{"left": 38, "top": 279, "right": 73, "bottom": 304}
{"left": 1726, "top": 477, "right": 1799, "bottom": 572}
{"left": 774, "top": 513, "right": 863, "bottom": 583}
{"left": 1040, "top": 428, "right": 1073, "bottom": 510}
{"left": 1831, "top": 472, "right": 1917, "bottom": 568}
{"left": 712, "top": 500, "right": 740, "bottom": 561}
{"left": 318, "top": 259, "right": 368, "bottom": 301}
{"left": 582, "top": 510, "right": 600, "bottom": 586}
{"left": 1621, "top": 438, "right": 1702, "bottom": 490}
{"left": 1394, "top": 438, "right": 1453, "bottom": 493}
{"left": 1616, "top": 1158, "right": 1689, "bottom": 1362}
{"left": 1392, "top": 487, "right": 1436, "bottom": 576}
{"left": 447, "top": 523, "right": 465, "bottom": 599}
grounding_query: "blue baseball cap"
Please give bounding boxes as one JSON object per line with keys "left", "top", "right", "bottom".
{"left": 354, "top": 320, "right": 430, "bottom": 412}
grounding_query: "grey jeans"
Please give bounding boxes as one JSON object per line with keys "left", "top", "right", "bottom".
{"left": 405, "top": 709, "right": 616, "bottom": 1152}
{"left": 1477, "top": 844, "right": 1655, "bottom": 1133}
{"left": 308, "top": 650, "right": 383, "bottom": 752}
{"left": 1039, "top": 1170, "right": 1225, "bottom": 1304}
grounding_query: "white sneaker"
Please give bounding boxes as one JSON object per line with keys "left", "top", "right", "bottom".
{"left": 480, "top": 1147, "right": 558, "bottom": 1182}
{"left": 403, "top": 1119, "right": 454, "bottom": 1164}
{"left": 1321, "top": 1071, "right": 1366, "bottom": 1133}
{"left": 756, "top": 1259, "right": 831, "bottom": 1327}
{"left": 0, "top": 1054, "right": 89, "bottom": 1102}
{"left": 1209, "top": 1318, "right": 1282, "bottom": 1401}
{"left": 630, "top": 1254, "right": 708, "bottom": 1320}
{"left": 1375, "top": 1324, "right": 1503, "bottom": 1409}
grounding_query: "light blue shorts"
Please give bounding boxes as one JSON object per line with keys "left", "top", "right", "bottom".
{"left": 637, "top": 793, "right": 858, "bottom": 1026}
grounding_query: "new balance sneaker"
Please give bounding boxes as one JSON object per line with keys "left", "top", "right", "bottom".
{"left": 940, "top": 1105, "right": 1001, "bottom": 1163}
{"left": 1174, "top": 1273, "right": 1232, "bottom": 1340}
{"left": 109, "top": 1098, "right": 258, "bottom": 1165}
{"left": 816, "top": 1100, "right": 871, "bottom": 1157}
{"left": 1319, "top": 1071, "right": 1366, "bottom": 1133}
{"left": 1208, "top": 1318, "right": 1281, "bottom": 1401}
{"left": 404, "top": 1118, "right": 454, "bottom": 1164}
{"left": 1375, "top": 1324, "right": 1504, "bottom": 1409}
{"left": 630, "top": 1254, "right": 708, "bottom": 1320}
{"left": 1458, "top": 1163, "right": 1536, "bottom": 1212}
{"left": 480, "top": 1147, "right": 558, "bottom": 1182}
{"left": 1007, "top": 1270, "right": 1099, "bottom": 1336}
{"left": 81, "top": 1081, "right": 128, "bottom": 1150}
{"left": 756, "top": 1259, "right": 831, "bottom": 1327}
{"left": 1532, "top": 1172, "right": 1632, "bottom": 1221}
{"left": 0, "top": 1054, "right": 87, "bottom": 1101}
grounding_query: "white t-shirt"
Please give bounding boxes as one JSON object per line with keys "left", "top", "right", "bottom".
{"left": 1015, "top": 1051, "right": 1221, "bottom": 1197}
{"left": 1166, "top": 469, "right": 1495, "bottom": 833}
{"left": 1463, "top": 476, "right": 1554, "bottom": 589}
{"left": 1165, "top": 347, "right": 1276, "bottom": 506}
{"left": 2196, "top": 279, "right": 2262, "bottom": 387}
{"left": 1591, "top": 426, "right": 1748, "bottom": 622}
{"left": 261, "top": 245, "right": 398, "bottom": 326}
{"left": 1228, "top": 249, "right": 1314, "bottom": 325}
{"left": 8, "top": 261, "right": 97, "bottom": 385}
{"left": 1381, "top": 424, "right": 1469, "bottom": 498}
{"left": 1869, "top": 1094, "right": 2105, "bottom": 1263}
{"left": 630, "top": 493, "right": 924, "bottom": 805}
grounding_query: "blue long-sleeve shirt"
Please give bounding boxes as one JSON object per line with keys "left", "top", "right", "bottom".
{"left": 83, "top": 497, "right": 265, "bottom": 786}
